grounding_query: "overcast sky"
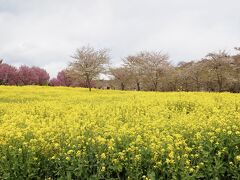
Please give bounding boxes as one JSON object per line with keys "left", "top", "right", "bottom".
{"left": 0, "top": 0, "right": 240, "bottom": 77}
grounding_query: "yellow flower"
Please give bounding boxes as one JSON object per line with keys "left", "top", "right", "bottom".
{"left": 183, "top": 154, "right": 188, "bottom": 158}
{"left": 101, "top": 166, "right": 106, "bottom": 172}
{"left": 236, "top": 155, "right": 240, "bottom": 161}
{"left": 135, "top": 154, "right": 141, "bottom": 161}
{"left": 166, "top": 158, "right": 174, "bottom": 164}
{"left": 166, "top": 158, "right": 171, "bottom": 164}
{"left": 168, "top": 151, "right": 174, "bottom": 159}
{"left": 100, "top": 153, "right": 106, "bottom": 159}
{"left": 76, "top": 150, "right": 81, "bottom": 157}
{"left": 189, "top": 168, "right": 194, "bottom": 173}
{"left": 54, "top": 143, "right": 60, "bottom": 148}
{"left": 67, "top": 150, "right": 74, "bottom": 155}
{"left": 112, "top": 158, "right": 118, "bottom": 164}
{"left": 51, "top": 155, "right": 56, "bottom": 160}
{"left": 185, "top": 147, "right": 192, "bottom": 152}
{"left": 0, "top": 86, "right": 239, "bottom": 176}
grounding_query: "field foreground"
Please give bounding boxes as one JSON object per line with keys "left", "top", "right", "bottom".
{"left": 0, "top": 86, "right": 240, "bottom": 179}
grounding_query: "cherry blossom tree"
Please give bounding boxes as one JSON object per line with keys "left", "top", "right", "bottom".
{"left": 18, "top": 66, "right": 49, "bottom": 85}
{"left": 31, "top": 67, "right": 50, "bottom": 85}
{"left": 0, "top": 63, "right": 18, "bottom": 85}
{"left": 49, "top": 78, "right": 61, "bottom": 86}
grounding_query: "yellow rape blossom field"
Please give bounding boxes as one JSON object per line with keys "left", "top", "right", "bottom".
{"left": 0, "top": 86, "right": 240, "bottom": 179}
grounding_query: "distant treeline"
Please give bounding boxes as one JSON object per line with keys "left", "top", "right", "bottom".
{"left": 1, "top": 47, "right": 240, "bottom": 92}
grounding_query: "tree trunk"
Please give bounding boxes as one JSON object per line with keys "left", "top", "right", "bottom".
{"left": 217, "top": 75, "right": 222, "bottom": 92}
{"left": 196, "top": 78, "right": 200, "bottom": 91}
{"left": 86, "top": 75, "right": 91, "bottom": 91}
{"left": 215, "top": 70, "right": 223, "bottom": 92}
{"left": 121, "top": 82, "right": 125, "bottom": 91}
{"left": 153, "top": 82, "right": 158, "bottom": 91}
{"left": 136, "top": 82, "right": 140, "bottom": 91}
{"left": 237, "top": 76, "right": 240, "bottom": 92}
{"left": 184, "top": 80, "right": 189, "bottom": 92}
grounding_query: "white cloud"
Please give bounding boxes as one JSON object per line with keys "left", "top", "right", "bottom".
{"left": 0, "top": 0, "right": 240, "bottom": 77}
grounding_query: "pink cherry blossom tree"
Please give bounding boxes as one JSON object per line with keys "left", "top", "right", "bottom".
{"left": 0, "top": 63, "right": 19, "bottom": 85}
{"left": 49, "top": 78, "right": 61, "bottom": 86}
{"left": 31, "top": 66, "right": 50, "bottom": 85}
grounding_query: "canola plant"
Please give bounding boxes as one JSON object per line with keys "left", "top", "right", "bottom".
{"left": 0, "top": 86, "right": 240, "bottom": 179}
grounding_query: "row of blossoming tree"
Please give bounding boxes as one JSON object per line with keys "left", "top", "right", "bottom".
{"left": 49, "top": 46, "right": 240, "bottom": 92}
{"left": 1, "top": 46, "right": 240, "bottom": 92}
{"left": 0, "top": 61, "right": 49, "bottom": 86}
